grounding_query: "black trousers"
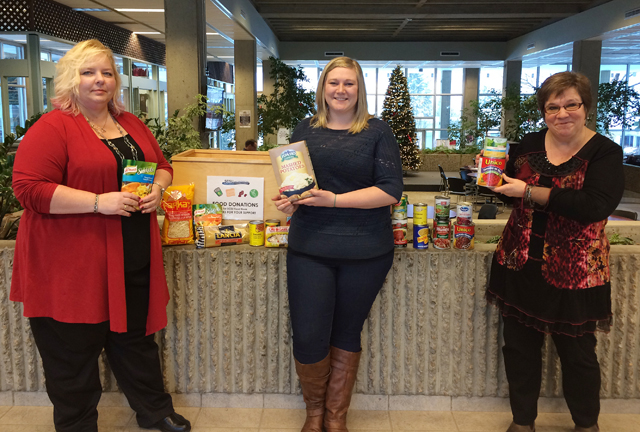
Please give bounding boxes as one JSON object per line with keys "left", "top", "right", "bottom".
{"left": 29, "top": 266, "right": 173, "bottom": 432}
{"left": 502, "top": 316, "right": 601, "bottom": 428}
{"left": 286, "top": 248, "right": 394, "bottom": 364}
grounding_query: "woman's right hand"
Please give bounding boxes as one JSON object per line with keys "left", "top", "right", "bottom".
{"left": 272, "top": 194, "right": 298, "bottom": 215}
{"left": 98, "top": 192, "right": 141, "bottom": 216}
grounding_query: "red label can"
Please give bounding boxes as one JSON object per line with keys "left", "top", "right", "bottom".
{"left": 457, "top": 202, "right": 473, "bottom": 225}
{"left": 433, "top": 219, "right": 451, "bottom": 249}
{"left": 477, "top": 156, "right": 506, "bottom": 187}
{"left": 392, "top": 219, "right": 408, "bottom": 248}
{"left": 453, "top": 221, "right": 475, "bottom": 250}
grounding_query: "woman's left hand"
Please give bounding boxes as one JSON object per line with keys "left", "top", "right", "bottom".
{"left": 296, "top": 188, "right": 336, "bottom": 207}
{"left": 139, "top": 186, "right": 162, "bottom": 213}
{"left": 492, "top": 173, "right": 526, "bottom": 198}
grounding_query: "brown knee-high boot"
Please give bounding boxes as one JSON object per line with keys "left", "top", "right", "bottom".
{"left": 324, "top": 346, "right": 361, "bottom": 432}
{"left": 295, "top": 354, "right": 331, "bottom": 432}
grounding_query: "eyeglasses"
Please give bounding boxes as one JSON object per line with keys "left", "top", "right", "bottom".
{"left": 544, "top": 102, "right": 584, "bottom": 115}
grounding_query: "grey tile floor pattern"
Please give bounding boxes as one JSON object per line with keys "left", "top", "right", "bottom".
{"left": 0, "top": 406, "right": 639, "bottom": 431}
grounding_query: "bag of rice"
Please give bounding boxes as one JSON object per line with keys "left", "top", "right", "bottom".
{"left": 269, "top": 141, "right": 318, "bottom": 203}
{"left": 161, "top": 183, "right": 195, "bottom": 245}
{"left": 122, "top": 160, "right": 157, "bottom": 211}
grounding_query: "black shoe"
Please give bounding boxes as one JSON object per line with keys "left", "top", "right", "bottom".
{"left": 151, "top": 412, "right": 191, "bottom": 432}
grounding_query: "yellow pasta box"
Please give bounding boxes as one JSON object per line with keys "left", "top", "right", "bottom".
{"left": 161, "top": 183, "right": 195, "bottom": 245}
{"left": 121, "top": 160, "right": 157, "bottom": 211}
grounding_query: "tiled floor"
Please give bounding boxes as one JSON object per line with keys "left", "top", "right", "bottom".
{"left": 0, "top": 406, "right": 639, "bottom": 432}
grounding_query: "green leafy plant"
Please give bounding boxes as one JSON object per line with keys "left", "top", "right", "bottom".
{"left": 422, "top": 146, "right": 479, "bottom": 155}
{"left": 214, "top": 106, "right": 237, "bottom": 150}
{"left": 0, "top": 112, "right": 43, "bottom": 239}
{"left": 485, "top": 235, "right": 502, "bottom": 244}
{"left": 142, "top": 94, "right": 207, "bottom": 161}
{"left": 257, "top": 57, "right": 316, "bottom": 143}
{"left": 608, "top": 232, "right": 635, "bottom": 245}
{"left": 502, "top": 85, "right": 543, "bottom": 142}
{"left": 596, "top": 80, "right": 640, "bottom": 137}
{"left": 447, "top": 90, "right": 502, "bottom": 149}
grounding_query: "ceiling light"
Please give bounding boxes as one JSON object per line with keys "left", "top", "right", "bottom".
{"left": 72, "top": 8, "right": 110, "bottom": 12}
{"left": 133, "top": 32, "right": 161, "bottom": 35}
{"left": 206, "top": 32, "right": 219, "bottom": 35}
{"left": 217, "top": 56, "right": 234, "bottom": 58}
{"left": 115, "top": 8, "right": 164, "bottom": 12}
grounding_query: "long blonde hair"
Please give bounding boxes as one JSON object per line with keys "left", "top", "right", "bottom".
{"left": 311, "top": 56, "right": 373, "bottom": 134}
{"left": 51, "top": 39, "right": 124, "bottom": 116}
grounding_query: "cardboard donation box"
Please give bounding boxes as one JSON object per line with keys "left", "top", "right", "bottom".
{"left": 171, "top": 149, "right": 284, "bottom": 225}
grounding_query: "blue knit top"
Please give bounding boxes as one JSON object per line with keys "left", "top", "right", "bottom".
{"left": 287, "top": 117, "right": 404, "bottom": 259}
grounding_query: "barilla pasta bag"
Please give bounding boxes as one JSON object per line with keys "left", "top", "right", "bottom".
{"left": 161, "top": 183, "right": 195, "bottom": 245}
{"left": 268, "top": 141, "right": 318, "bottom": 203}
{"left": 122, "top": 160, "right": 157, "bottom": 210}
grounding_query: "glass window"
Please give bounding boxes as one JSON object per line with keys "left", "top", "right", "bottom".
{"left": 521, "top": 67, "right": 538, "bottom": 94}
{"left": 51, "top": 52, "right": 63, "bottom": 63}
{"left": 8, "top": 77, "right": 27, "bottom": 134}
{"left": 628, "top": 65, "right": 640, "bottom": 89}
{"left": 158, "top": 67, "right": 167, "bottom": 82}
{"left": 407, "top": 68, "right": 435, "bottom": 95}
{"left": 113, "top": 56, "right": 124, "bottom": 74}
{"left": 436, "top": 69, "right": 463, "bottom": 94}
{"left": 377, "top": 68, "right": 393, "bottom": 96}
{"left": 2, "top": 44, "right": 23, "bottom": 59}
{"left": 132, "top": 62, "right": 151, "bottom": 78}
{"left": 538, "top": 65, "right": 569, "bottom": 86}
{"left": 0, "top": 88, "right": 3, "bottom": 138}
{"left": 366, "top": 94, "right": 376, "bottom": 116}
{"left": 600, "top": 65, "right": 628, "bottom": 83}
{"left": 256, "top": 65, "right": 263, "bottom": 93}
{"left": 412, "top": 95, "right": 434, "bottom": 117}
{"left": 298, "top": 67, "right": 316, "bottom": 93}
{"left": 479, "top": 68, "right": 503, "bottom": 94}
{"left": 362, "top": 68, "right": 377, "bottom": 94}
{"left": 415, "top": 119, "right": 433, "bottom": 129}
{"left": 40, "top": 51, "right": 50, "bottom": 61}
{"left": 42, "top": 77, "right": 48, "bottom": 111}
{"left": 435, "top": 95, "right": 462, "bottom": 129}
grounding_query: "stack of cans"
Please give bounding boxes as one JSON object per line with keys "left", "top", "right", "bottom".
{"left": 392, "top": 194, "right": 409, "bottom": 248}
{"left": 453, "top": 203, "right": 475, "bottom": 250}
{"left": 412, "top": 203, "right": 429, "bottom": 249}
{"left": 433, "top": 196, "right": 451, "bottom": 249}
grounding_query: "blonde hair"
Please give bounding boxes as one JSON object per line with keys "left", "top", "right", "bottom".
{"left": 311, "top": 56, "right": 373, "bottom": 134}
{"left": 51, "top": 39, "right": 124, "bottom": 116}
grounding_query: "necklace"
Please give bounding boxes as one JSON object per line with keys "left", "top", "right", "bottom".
{"left": 85, "top": 114, "right": 139, "bottom": 162}
{"left": 86, "top": 113, "right": 109, "bottom": 133}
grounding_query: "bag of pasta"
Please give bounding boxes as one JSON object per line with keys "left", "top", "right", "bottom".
{"left": 161, "top": 183, "right": 195, "bottom": 245}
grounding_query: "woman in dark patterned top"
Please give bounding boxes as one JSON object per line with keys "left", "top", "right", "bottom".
{"left": 488, "top": 72, "right": 624, "bottom": 432}
{"left": 273, "top": 57, "right": 403, "bottom": 432}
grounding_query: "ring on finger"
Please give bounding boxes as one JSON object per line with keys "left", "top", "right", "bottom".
{"left": 124, "top": 204, "right": 127, "bottom": 210}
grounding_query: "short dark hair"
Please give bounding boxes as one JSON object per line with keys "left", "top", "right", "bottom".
{"left": 537, "top": 71, "right": 592, "bottom": 115}
{"left": 244, "top": 139, "right": 257, "bottom": 148}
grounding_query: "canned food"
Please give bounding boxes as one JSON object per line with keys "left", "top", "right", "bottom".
{"left": 433, "top": 219, "right": 451, "bottom": 249}
{"left": 413, "top": 203, "right": 428, "bottom": 226}
{"left": 434, "top": 196, "right": 451, "bottom": 220}
{"left": 265, "top": 219, "right": 280, "bottom": 227}
{"left": 413, "top": 224, "right": 429, "bottom": 249}
{"left": 457, "top": 202, "right": 473, "bottom": 225}
{"left": 453, "top": 221, "right": 475, "bottom": 250}
{"left": 477, "top": 156, "right": 506, "bottom": 187}
{"left": 249, "top": 221, "right": 265, "bottom": 246}
{"left": 392, "top": 194, "right": 408, "bottom": 219}
{"left": 392, "top": 219, "right": 408, "bottom": 248}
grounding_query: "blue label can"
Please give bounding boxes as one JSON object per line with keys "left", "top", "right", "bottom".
{"left": 413, "top": 224, "right": 429, "bottom": 249}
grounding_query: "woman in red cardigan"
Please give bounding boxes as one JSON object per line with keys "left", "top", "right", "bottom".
{"left": 11, "top": 40, "right": 190, "bottom": 432}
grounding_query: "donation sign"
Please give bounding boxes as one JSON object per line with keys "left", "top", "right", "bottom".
{"left": 206, "top": 176, "right": 264, "bottom": 220}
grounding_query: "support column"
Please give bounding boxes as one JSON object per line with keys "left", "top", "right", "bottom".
{"left": 164, "top": 0, "right": 207, "bottom": 144}
{"left": 26, "top": 34, "right": 43, "bottom": 117}
{"left": 261, "top": 58, "right": 276, "bottom": 146}
{"left": 440, "top": 70, "right": 451, "bottom": 140}
{"left": 235, "top": 39, "right": 257, "bottom": 149}
{"left": 502, "top": 60, "right": 522, "bottom": 138}
{"left": 463, "top": 68, "right": 480, "bottom": 124}
{"left": 572, "top": 40, "right": 602, "bottom": 131}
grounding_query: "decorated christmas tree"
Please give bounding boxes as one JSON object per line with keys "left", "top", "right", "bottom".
{"left": 381, "top": 66, "right": 422, "bottom": 171}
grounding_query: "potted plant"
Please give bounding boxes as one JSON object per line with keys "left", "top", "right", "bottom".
{"left": 596, "top": 79, "right": 640, "bottom": 137}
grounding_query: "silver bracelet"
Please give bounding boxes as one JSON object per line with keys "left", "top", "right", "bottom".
{"left": 152, "top": 182, "right": 166, "bottom": 196}
{"left": 93, "top": 194, "right": 99, "bottom": 213}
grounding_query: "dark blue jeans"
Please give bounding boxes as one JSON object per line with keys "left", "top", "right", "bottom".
{"left": 286, "top": 248, "right": 394, "bottom": 364}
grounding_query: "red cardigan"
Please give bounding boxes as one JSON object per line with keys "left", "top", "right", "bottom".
{"left": 10, "top": 110, "right": 173, "bottom": 335}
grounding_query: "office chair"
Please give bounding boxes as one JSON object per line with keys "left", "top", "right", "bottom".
{"left": 447, "top": 177, "right": 474, "bottom": 203}
{"left": 478, "top": 203, "right": 499, "bottom": 219}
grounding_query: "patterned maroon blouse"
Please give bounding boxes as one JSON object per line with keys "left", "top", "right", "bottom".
{"left": 487, "top": 129, "right": 624, "bottom": 336}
